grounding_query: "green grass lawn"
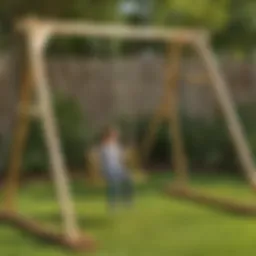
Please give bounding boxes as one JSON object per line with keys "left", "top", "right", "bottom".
{"left": 1, "top": 173, "right": 256, "bottom": 256}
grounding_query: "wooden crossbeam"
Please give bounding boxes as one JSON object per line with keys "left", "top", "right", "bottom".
{"left": 17, "top": 17, "right": 208, "bottom": 44}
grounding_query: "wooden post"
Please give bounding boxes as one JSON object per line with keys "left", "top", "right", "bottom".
{"left": 194, "top": 38, "right": 256, "bottom": 189}
{"left": 3, "top": 33, "right": 33, "bottom": 211}
{"left": 141, "top": 99, "right": 168, "bottom": 162}
{"left": 142, "top": 43, "right": 188, "bottom": 184}
{"left": 26, "top": 24, "right": 80, "bottom": 241}
{"left": 166, "top": 44, "right": 188, "bottom": 185}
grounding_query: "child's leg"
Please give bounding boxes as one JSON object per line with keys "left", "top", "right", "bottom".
{"left": 121, "top": 173, "right": 134, "bottom": 206}
{"left": 106, "top": 178, "right": 120, "bottom": 210}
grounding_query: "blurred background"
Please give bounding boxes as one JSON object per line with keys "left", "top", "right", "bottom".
{"left": 0, "top": 1, "right": 256, "bottom": 255}
{"left": 0, "top": 0, "right": 256, "bottom": 175}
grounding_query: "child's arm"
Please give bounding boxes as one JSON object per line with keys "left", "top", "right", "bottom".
{"left": 119, "top": 144, "right": 130, "bottom": 166}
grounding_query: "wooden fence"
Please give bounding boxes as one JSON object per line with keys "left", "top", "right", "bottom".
{"left": 0, "top": 53, "right": 256, "bottom": 135}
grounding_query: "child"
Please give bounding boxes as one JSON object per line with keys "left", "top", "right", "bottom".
{"left": 99, "top": 126, "right": 134, "bottom": 210}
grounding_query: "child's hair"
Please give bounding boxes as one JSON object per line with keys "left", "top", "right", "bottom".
{"left": 101, "top": 125, "right": 117, "bottom": 142}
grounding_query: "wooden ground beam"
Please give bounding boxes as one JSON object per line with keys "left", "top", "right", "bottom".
{"left": 166, "top": 186, "right": 256, "bottom": 216}
{"left": 0, "top": 211, "right": 95, "bottom": 251}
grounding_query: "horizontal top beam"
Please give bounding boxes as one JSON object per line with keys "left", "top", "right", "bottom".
{"left": 17, "top": 17, "right": 209, "bottom": 44}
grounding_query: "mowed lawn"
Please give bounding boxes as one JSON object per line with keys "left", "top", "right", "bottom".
{"left": 1, "top": 173, "right": 256, "bottom": 256}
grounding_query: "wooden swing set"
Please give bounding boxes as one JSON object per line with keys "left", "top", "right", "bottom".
{"left": 1, "top": 16, "right": 256, "bottom": 251}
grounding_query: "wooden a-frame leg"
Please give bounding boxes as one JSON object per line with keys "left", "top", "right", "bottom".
{"left": 141, "top": 48, "right": 182, "bottom": 162}
{"left": 141, "top": 43, "right": 188, "bottom": 185}
{"left": 3, "top": 63, "right": 33, "bottom": 212}
{"left": 27, "top": 27, "right": 80, "bottom": 242}
{"left": 141, "top": 99, "right": 169, "bottom": 162}
{"left": 194, "top": 39, "right": 256, "bottom": 190}
{"left": 166, "top": 43, "right": 188, "bottom": 185}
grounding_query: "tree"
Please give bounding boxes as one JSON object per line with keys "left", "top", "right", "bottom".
{"left": 0, "top": 0, "right": 122, "bottom": 55}
{"left": 152, "top": 0, "right": 230, "bottom": 31}
{"left": 23, "top": 91, "right": 88, "bottom": 173}
{"left": 0, "top": 0, "right": 120, "bottom": 31}
{"left": 214, "top": 0, "right": 256, "bottom": 53}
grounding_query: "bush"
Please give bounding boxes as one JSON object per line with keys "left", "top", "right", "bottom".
{"left": 23, "top": 91, "right": 88, "bottom": 173}
{"left": 23, "top": 99, "right": 255, "bottom": 175}
{"left": 117, "top": 102, "right": 256, "bottom": 174}
{"left": 182, "top": 115, "right": 236, "bottom": 171}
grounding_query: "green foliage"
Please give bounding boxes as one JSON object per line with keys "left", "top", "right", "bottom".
{"left": 182, "top": 115, "right": 238, "bottom": 171}
{"left": 118, "top": 102, "right": 256, "bottom": 173}
{"left": 0, "top": 0, "right": 255, "bottom": 53}
{"left": 153, "top": 0, "right": 230, "bottom": 30}
{"left": 134, "top": 118, "right": 172, "bottom": 163}
{"left": 214, "top": 0, "right": 256, "bottom": 51}
{"left": 21, "top": 100, "right": 256, "bottom": 175}
{"left": 23, "top": 91, "right": 88, "bottom": 173}
{"left": 0, "top": 0, "right": 122, "bottom": 55}
{"left": 0, "top": 0, "right": 119, "bottom": 21}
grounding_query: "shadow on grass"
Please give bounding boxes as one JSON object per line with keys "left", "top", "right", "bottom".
{"left": 0, "top": 223, "right": 69, "bottom": 254}
{"left": 33, "top": 212, "right": 111, "bottom": 229}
